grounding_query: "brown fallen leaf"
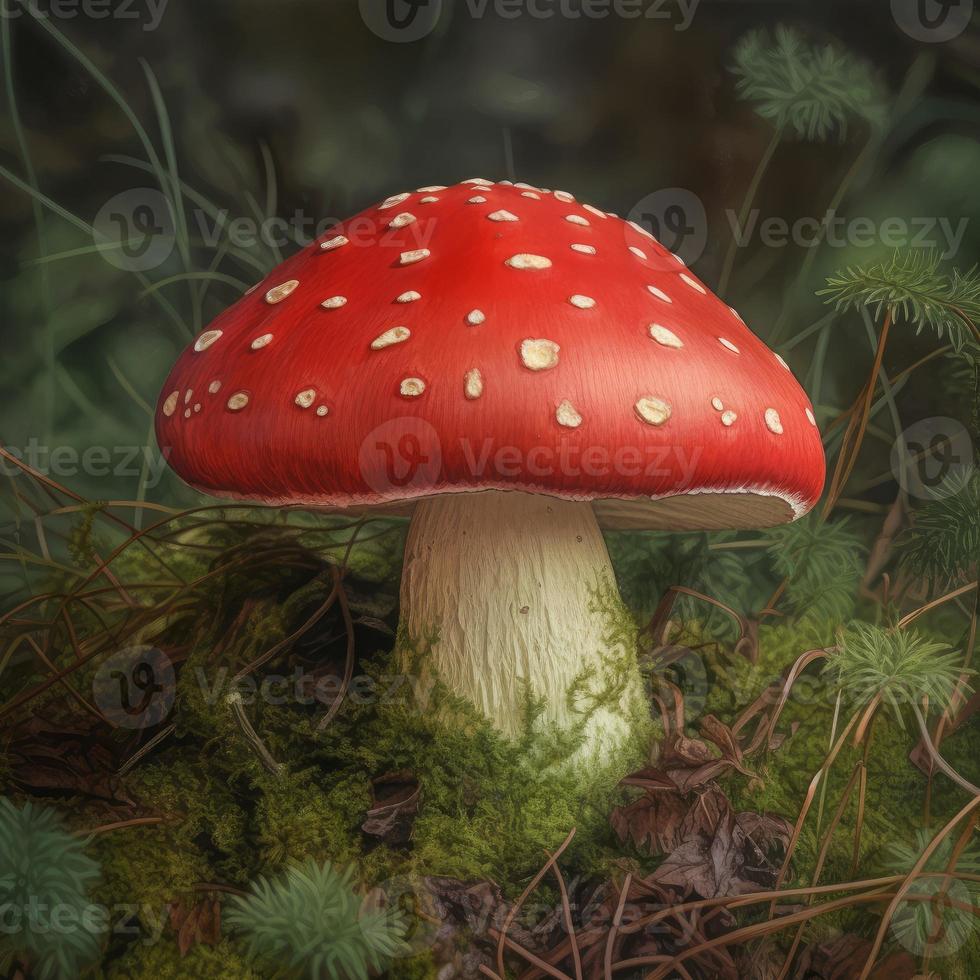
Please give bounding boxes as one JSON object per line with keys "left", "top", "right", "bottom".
{"left": 4, "top": 711, "right": 133, "bottom": 805}
{"left": 612, "top": 767, "right": 731, "bottom": 856}
{"left": 362, "top": 769, "right": 420, "bottom": 845}
{"left": 651, "top": 808, "right": 786, "bottom": 898}
{"left": 169, "top": 896, "right": 222, "bottom": 957}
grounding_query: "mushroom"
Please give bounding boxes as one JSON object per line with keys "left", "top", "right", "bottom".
{"left": 156, "top": 178, "right": 824, "bottom": 770}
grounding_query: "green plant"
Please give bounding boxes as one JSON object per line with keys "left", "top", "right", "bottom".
{"left": 225, "top": 859, "right": 407, "bottom": 979}
{"left": 0, "top": 799, "right": 102, "bottom": 980}
{"left": 825, "top": 623, "right": 966, "bottom": 722}
{"left": 899, "top": 467, "right": 980, "bottom": 592}
{"left": 719, "top": 25, "right": 886, "bottom": 293}
{"left": 880, "top": 828, "right": 980, "bottom": 962}
{"left": 820, "top": 249, "right": 980, "bottom": 353}
{"left": 764, "top": 514, "right": 865, "bottom": 624}
{"left": 731, "top": 25, "right": 885, "bottom": 141}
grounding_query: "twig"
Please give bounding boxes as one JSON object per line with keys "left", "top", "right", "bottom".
{"left": 227, "top": 692, "right": 282, "bottom": 775}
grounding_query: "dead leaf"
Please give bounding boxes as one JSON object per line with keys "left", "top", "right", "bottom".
{"left": 362, "top": 769, "right": 420, "bottom": 845}
{"left": 169, "top": 896, "right": 221, "bottom": 957}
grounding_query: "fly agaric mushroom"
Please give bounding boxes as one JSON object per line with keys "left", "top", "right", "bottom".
{"left": 156, "top": 178, "right": 824, "bottom": 767}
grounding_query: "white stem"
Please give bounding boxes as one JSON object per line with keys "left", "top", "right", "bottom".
{"left": 398, "top": 490, "right": 645, "bottom": 767}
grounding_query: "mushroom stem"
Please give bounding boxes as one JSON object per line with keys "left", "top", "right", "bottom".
{"left": 398, "top": 490, "right": 646, "bottom": 766}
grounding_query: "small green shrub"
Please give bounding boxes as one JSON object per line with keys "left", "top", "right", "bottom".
{"left": 0, "top": 799, "right": 102, "bottom": 980}
{"left": 225, "top": 859, "right": 406, "bottom": 979}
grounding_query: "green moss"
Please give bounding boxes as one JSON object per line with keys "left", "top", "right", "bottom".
{"left": 253, "top": 769, "right": 371, "bottom": 871}
{"left": 104, "top": 938, "right": 261, "bottom": 979}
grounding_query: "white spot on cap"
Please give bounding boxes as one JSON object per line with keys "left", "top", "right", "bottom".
{"left": 571, "top": 244, "right": 596, "bottom": 255}
{"left": 420, "top": 196, "right": 439, "bottom": 203}
{"left": 521, "top": 191, "right": 541, "bottom": 200}
{"left": 629, "top": 220, "right": 655, "bottom": 240}
{"left": 672, "top": 252, "right": 687, "bottom": 266}
{"left": 556, "top": 400, "right": 582, "bottom": 428}
{"left": 487, "top": 210, "right": 519, "bottom": 222}
{"left": 765, "top": 408, "right": 784, "bottom": 434}
{"left": 379, "top": 192, "right": 410, "bottom": 209}
{"left": 266, "top": 280, "right": 299, "bottom": 304}
{"left": 730, "top": 307, "right": 744, "bottom": 322}
{"left": 514, "top": 182, "right": 535, "bottom": 190}
{"left": 569, "top": 295, "right": 595, "bottom": 309}
{"left": 635, "top": 396, "right": 671, "bottom": 427}
{"left": 321, "top": 295, "right": 347, "bottom": 309}
{"left": 396, "top": 290, "right": 421, "bottom": 303}
{"left": 463, "top": 178, "right": 493, "bottom": 186}
{"left": 320, "top": 235, "right": 349, "bottom": 251}
{"left": 251, "top": 334, "right": 273, "bottom": 350}
{"left": 316, "top": 405, "right": 329, "bottom": 417}
{"left": 162, "top": 391, "right": 179, "bottom": 417}
{"left": 806, "top": 407, "right": 816, "bottom": 426}
{"left": 719, "top": 337, "right": 740, "bottom": 354}
{"left": 371, "top": 326, "right": 411, "bottom": 350}
{"left": 506, "top": 253, "right": 552, "bottom": 270}
{"left": 465, "top": 369, "right": 483, "bottom": 400}
{"left": 721, "top": 410, "right": 738, "bottom": 427}
{"left": 400, "top": 249, "right": 431, "bottom": 265}
{"left": 554, "top": 190, "right": 575, "bottom": 203}
{"left": 295, "top": 389, "right": 316, "bottom": 409}
{"left": 649, "top": 324, "right": 683, "bottom": 348}
{"left": 400, "top": 377, "right": 426, "bottom": 397}
{"left": 775, "top": 353, "right": 792, "bottom": 371}
{"left": 711, "top": 397, "right": 724, "bottom": 411}
{"left": 417, "top": 185, "right": 447, "bottom": 192}
{"left": 388, "top": 212, "right": 417, "bottom": 229}
{"left": 520, "top": 338, "right": 560, "bottom": 371}
{"left": 629, "top": 246, "right": 647, "bottom": 260}
{"left": 227, "top": 392, "right": 249, "bottom": 411}
{"left": 467, "top": 196, "right": 487, "bottom": 204}
{"left": 681, "top": 273, "right": 706, "bottom": 294}
{"left": 184, "top": 390, "right": 193, "bottom": 405}
{"left": 208, "top": 381, "right": 221, "bottom": 394}
{"left": 184, "top": 409, "right": 191, "bottom": 419}
{"left": 583, "top": 204, "right": 607, "bottom": 219}
{"left": 565, "top": 214, "right": 590, "bottom": 226}
{"left": 194, "top": 330, "right": 223, "bottom": 352}
{"left": 466, "top": 309, "right": 486, "bottom": 325}
{"left": 647, "top": 285, "right": 672, "bottom": 303}
{"left": 194, "top": 403, "right": 201, "bottom": 413}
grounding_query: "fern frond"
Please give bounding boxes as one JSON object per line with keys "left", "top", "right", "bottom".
{"left": 819, "top": 250, "right": 980, "bottom": 352}
{"left": 731, "top": 25, "right": 886, "bottom": 142}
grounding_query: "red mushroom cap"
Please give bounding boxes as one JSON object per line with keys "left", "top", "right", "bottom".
{"left": 156, "top": 178, "right": 824, "bottom": 530}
